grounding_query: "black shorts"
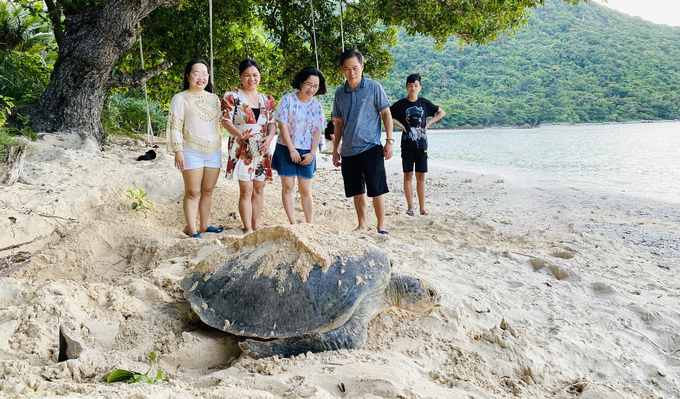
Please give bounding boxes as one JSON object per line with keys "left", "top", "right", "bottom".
{"left": 402, "top": 148, "right": 428, "bottom": 173}
{"left": 341, "top": 145, "right": 389, "bottom": 198}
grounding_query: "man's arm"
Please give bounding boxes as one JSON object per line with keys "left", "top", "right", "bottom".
{"left": 332, "top": 117, "right": 343, "bottom": 167}
{"left": 380, "top": 107, "right": 394, "bottom": 161}
{"left": 425, "top": 107, "right": 446, "bottom": 129}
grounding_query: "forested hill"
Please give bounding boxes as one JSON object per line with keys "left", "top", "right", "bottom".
{"left": 380, "top": 0, "right": 680, "bottom": 128}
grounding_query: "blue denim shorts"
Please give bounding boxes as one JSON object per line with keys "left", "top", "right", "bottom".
{"left": 272, "top": 143, "right": 316, "bottom": 179}
{"left": 183, "top": 148, "right": 222, "bottom": 170}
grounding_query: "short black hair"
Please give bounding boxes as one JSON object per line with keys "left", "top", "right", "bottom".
{"left": 291, "top": 67, "right": 327, "bottom": 96}
{"left": 183, "top": 60, "right": 214, "bottom": 93}
{"left": 238, "top": 59, "right": 260, "bottom": 75}
{"left": 406, "top": 73, "right": 422, "bottom": 85}
{"left": 339, "top": 48, "right": 364, "bottom": 67}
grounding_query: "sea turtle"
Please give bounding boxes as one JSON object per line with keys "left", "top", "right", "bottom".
{"left": 180, "top": 226, "right": 441, "bottom": 359}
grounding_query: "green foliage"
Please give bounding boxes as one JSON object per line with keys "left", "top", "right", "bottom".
{"left": 0, "top": 125, "right": 19, "bottom": 162}
{"left": 0, "top": 0, "right": 55, "bottom": 52}
{"left": 125, "top": 188, "right": 154, "bottom": 217}
{"left": 0, "top": 1, "right": 56, "bottom": 110}
{"left": 2, "top": 113, "right": 36, "bottom": 140}
{"left": 0, "top": 94, "right": 13, "bottom": 125}
{"left": 107, "top": 352, "right": 168, "bottom": 385}
{"left": 381, "top": 0, "right": 680, "bottom": 127}
{"left": 102, "top": 89, "right": 168, "bottom": 137}
{"left": 0, "top": 49, "right": 53, "bottom": 106}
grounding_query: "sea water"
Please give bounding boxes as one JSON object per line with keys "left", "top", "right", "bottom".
{"left": 417, "top": 121, "right": 680, "bottom": 204}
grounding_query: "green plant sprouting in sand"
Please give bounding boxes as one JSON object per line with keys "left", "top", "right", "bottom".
{"left": 125, "top": 188, "right": 153, "bottom": 217}
{"left": 107, "top": 352, "right": 168, "bottom": 385}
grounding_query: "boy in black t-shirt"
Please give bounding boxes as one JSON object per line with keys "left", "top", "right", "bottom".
{"left": 390, "top": 74, "right": 446, "bottom": 216}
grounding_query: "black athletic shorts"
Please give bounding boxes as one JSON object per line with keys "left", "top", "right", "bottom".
{"left": 341, "top": 144, "right": 389, "bottom": 198}
{"left": 402, "top": 148, "right": 428, "bottom": 174}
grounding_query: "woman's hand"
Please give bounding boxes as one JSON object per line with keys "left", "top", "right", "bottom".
{"left": 300, "top": 152, "right": 314, "bottom": 165}
{"left": 289, "top": 148, "right": 301, "bottom": 163}
{"left": 259, "top": 134, "right": 273, "bottom": 154}
{"left": 174, "top": 151, "right": 185, "bottom": 170}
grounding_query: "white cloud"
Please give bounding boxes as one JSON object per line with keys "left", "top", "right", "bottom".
{"left": 596, "top": 0, "right": 680, "bottom": 26}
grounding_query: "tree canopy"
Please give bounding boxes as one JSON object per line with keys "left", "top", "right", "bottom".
{"left": 2, "top": 0, "right": 587, "bottom": 140}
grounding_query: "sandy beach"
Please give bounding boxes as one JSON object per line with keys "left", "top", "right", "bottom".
{"left": 1, "top": 133, "right": 679, "bottom": 398}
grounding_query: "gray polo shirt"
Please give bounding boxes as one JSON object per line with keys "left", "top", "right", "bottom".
{"left": 332, "top": 77, "right": 390, "bottom": 157}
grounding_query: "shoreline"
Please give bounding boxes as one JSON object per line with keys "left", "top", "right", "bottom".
{"left": 423, "top": 118, "right": 680, "bottom": 132}
{"left": 1, "top": 133, "right": 679, "bottom": 398}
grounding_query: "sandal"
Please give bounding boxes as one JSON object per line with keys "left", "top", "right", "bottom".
{"left": 205, "top": 226, "right": 225, "bottom": 233}
{"left": 405, "top": 210, "right": 415, "bottom": 216}
{"left": 420, "top": 210, "right": 429, "bottom": 216}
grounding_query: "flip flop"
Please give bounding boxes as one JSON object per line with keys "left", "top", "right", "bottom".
{"left": 205, "top": 226, "right": 225, "bottom": 233}
{"left": 190, "top": 233, "right": 202, "bottom": 238}
{"left": 421, "top": 211, "right": 429, "bottom": 216}
{"left": 405, "top": 210, "right": 415, "bottom": 216}
{"left": 378, "top": 230, "right": 389, "bottom": 235}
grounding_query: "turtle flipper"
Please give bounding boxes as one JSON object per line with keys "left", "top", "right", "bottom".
{"left": 240, "top": 314, "right": 370, "bottom": 359}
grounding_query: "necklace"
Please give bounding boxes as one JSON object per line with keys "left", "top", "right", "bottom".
{"left": 243, "top": 90, "right": 259, "bottom": 108}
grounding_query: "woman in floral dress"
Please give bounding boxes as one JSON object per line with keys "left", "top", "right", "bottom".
{"left": 221, "top": 59, "right": 276, "bottom": 233}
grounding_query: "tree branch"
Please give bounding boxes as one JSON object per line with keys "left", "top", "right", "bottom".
{"left": 107, "top": 61, "right": 173, "bottom": 89}
{"left": 44, "top": 0, "right": 64, "bottom": 47}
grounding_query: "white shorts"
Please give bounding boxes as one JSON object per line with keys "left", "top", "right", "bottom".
{"left": 183, "top": 148, "right": 222, "bottom": 170}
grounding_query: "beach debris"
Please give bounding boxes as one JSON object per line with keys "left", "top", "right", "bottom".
{"left": 58, "top": 325, "right": 84, "bottom": 362}
{"left": 500, "top": 318, "right": 519, "bottom": 338}
{"left": 529, "top": 258, "right": 546, "bottom": 270}
{"left": 549, "top": 265, "right": 573, "bottom": 280}
{"left": 136, "top": 149, "right": 157, "bottom": 161}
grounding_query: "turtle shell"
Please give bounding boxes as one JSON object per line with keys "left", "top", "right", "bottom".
{"left": 180, "top": 232, "right": 391, "bottom": 339}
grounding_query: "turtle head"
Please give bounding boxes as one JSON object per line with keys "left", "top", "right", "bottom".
{"left": 388, "top": 274, "right": 441, "bottom": 312}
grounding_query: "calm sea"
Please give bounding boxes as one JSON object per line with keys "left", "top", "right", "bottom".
{"left": 418, "top": 121, "right": 680, "bottom": 204}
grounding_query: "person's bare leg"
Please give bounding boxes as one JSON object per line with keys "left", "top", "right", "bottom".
{"left": 416, "top": 172, "right": 427, "bottom": 215}
{"left": 238, "top": 180, "right": 254, "bottom": 233}
{"left": 403, "top": 171, "right": 414, "bottom": 213}
{"left": 281, "top": 176, "right": 297, "bottom": 224}
{"left": 181, "top": 168, "right": 204, "bottom": 236}
{"left": 298, "top": 177, "right": 314, "bottom": 223}
{"left": 353, "top": 194, "right": 369, "bottom": 231}
{"left": 373, "top": 195, "right": 386, "bottom": 232}
{"left": 197, "top": 167, "right": 220, "bottom": 232}
{"left": 252, "top": 180, "right": 267, "bottom": 230}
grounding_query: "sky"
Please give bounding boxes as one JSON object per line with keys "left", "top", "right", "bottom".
{"left": 596, "top": 0, "right": 680, "bottom": 26}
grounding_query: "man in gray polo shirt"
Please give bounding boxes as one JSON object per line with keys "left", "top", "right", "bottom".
{"left": 332, "top": 49, "right": 395, "bottom": 234}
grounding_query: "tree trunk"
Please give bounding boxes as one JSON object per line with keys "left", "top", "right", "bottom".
{"left": 21, "top": 0, "right": 178, "bottom": 143}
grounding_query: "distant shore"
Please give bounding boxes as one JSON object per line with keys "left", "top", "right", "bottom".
{"left": 422, "top": 118, "right": 680, "bottom": 132}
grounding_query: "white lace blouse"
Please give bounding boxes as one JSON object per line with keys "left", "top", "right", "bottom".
{"left": 166, "top": 91, "right": 222, "bottom": 154}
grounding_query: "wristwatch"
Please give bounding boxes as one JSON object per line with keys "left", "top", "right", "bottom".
{"left": 385, "top": 138, "right": 395, "bottom": 144}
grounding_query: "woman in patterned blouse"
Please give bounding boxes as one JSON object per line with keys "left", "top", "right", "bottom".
{"left": 221, "top": 59, "right": 276, "bottom": 233}
{"left": 166, "top": 60, "right": 224, "bottom": 238}
{"left": 272, "top": 67, "right": 327, "bottom": 224}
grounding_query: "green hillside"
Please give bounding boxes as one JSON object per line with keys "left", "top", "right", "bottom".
{"left": 381, "top": 0, "right": 680, "bottom": 128}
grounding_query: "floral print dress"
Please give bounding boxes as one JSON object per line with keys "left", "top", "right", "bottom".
{"left": 221, "top": 89, "right": 276, "bottom": 182}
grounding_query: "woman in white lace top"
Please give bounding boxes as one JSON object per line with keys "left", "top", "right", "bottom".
{"left": 166, "top": 60, "right": 224, "bottom": 238}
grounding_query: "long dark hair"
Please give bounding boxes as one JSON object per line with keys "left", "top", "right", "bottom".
{"left": 291, "top": 67, "right": 327, "bottom": 96}
{"left": 238, "top": 59, "right": 261, "bottom": 75}
{"left": 183, "top": 60, "right": 214, "bottom": 93}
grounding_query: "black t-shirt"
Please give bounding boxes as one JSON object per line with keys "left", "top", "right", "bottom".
{"left": 390, "top": 97, "right": 439, "bottom": 150}
{"left": 324, "top": 119, "right": 334, "bottom": 140}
